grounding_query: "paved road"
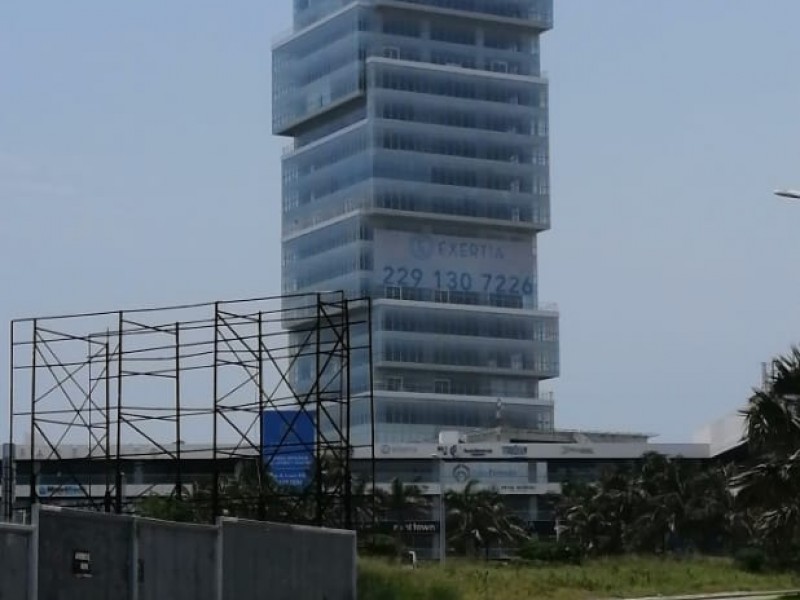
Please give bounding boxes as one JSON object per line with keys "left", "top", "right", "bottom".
{"left": 627, "top": 592, "right": 796, "bottom": 600}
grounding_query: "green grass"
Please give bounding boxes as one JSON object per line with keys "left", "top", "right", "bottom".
{"left": 359, "top": 556, "right": 800, "bottom": 600}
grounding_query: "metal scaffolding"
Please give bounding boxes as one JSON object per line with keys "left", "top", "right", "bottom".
{"left": 7, "top": 292, "right": 374, "bottom": 528}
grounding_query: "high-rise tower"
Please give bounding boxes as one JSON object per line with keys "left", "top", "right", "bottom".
{"left": 274, "top": 0, "right": 559, "bottom": 444}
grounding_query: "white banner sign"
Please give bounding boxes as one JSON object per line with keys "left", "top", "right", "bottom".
{"left": 373, "top": 230, "right": 534, "bottom": 296}
{"left": 442, "top": 462, "right": 529, "bottom": 485}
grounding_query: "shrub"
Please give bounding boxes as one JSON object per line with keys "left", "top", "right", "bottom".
{"left": 428, "top": 582, "right": 462, "bottom": 600}
{"left": 734, "top": 547, "right": 767, "bottom": 573}
{"left": 518, "top": 539, "right": 583, "bottom": 564}
{"left": 360, "top": 554, "right": 799, "bottom": 600}
{"left": 358, "top": 561, "right": 463, "bottom": 600}
{"left": 361, "top": 534, "right": 402, "bottom": 558}
{"left": 358, "top": 569, "right": 400, "bottom": 600}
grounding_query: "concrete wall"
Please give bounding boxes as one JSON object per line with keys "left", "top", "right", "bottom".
{"left": 37, "top": 509, "right": 134, "bottom": 600}
{"left": 0, "top": 523, "right": 33, "bottom": 600}
{"left": 222, "top": 519, "right": 356, "bottom": 600}
{"left": 137, "top": 519, "right": 217, "bottom": 600}
{"left": 2, "top": 508, "right": 357, "bottom": 600}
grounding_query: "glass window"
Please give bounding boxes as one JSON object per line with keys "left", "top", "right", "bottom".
{"left": 382, "top": 18, "right": 421, "bottom": 38}
{"left": 430, "top": 23, "right": 476, "bottom": 46}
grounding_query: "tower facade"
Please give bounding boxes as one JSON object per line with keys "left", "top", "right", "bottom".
{"left": 274, "top": 0, "right": 559, "bottom": 444}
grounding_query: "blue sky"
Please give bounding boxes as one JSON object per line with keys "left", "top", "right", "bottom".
{"left": 2, "top": 1, "right": 799, "bottom": 441}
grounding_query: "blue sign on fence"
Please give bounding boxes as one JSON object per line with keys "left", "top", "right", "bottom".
{"left": 262, "top": 410, "right": 315, "bottom": 488}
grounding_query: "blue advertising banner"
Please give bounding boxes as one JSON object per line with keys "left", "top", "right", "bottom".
{"left": 262, "top": 410, "right": 315, "bottom": 487}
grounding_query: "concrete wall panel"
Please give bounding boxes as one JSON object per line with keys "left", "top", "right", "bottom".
{"left": 222, "top": 519, "right": 356, "bottom": 600}
{"left": 37, "top": 509, "right": 133, "bottom": 600}
{"left": 3, "top": 508, "right": 356, "bottom": 600}
{"left": 0, "top": 525, "right": 32, "bottom": 600}
{"left": 137, "top": 519, "right": 216, "bottom": 600}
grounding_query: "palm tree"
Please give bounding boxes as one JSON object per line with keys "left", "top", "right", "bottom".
{"left": 180, "top": 459, "right": 292, "bottom": 524}
{"left": 350, "top": 477, "right": 377, "bottom": 532}
{"left": 137, "top": 491, "right": 197, "bottom": 522}
{"left": 445, "top": 480, "right": 526, "bottom": 560}
{"left": 557, "top": 454, "right": 736, "bottom": 557}
{"left": 741, "top": 349, "right": 800, "bottom": 456}
{"left": 557, "top": 463, "right": 644, "bottom": 557}
{"left": 629, "top": 453, "right": 687, "bottom": 553}
{"left": 374, "top": 478, "right": 429, "bottom": 553}
{"left": 681, "top": 463, "right": 738, "bottom": 553}
{"left": 557, "top": 481, "right": 595, "bottom": 554}
{"left": 735, "top": 347, "right": 800, "bottom": 561}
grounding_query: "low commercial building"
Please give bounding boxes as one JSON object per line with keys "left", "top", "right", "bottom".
{"left": 1, "top": 431, "right": 712, "bottom": 558}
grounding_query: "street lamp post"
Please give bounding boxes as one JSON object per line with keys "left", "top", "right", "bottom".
{"left": 433, "top": 452, "right": 446, "bottom": 565}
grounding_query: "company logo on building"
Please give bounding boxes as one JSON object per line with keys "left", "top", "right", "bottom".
{"left": 432, "top": 444, "right": 496, "bottom": 458}
{"left": 409, "top": 235, "right": 435, "bottom": 260}
{"left": 407, "top": 234, "right": 507, "bottom": 262}
{"left": 560, "top": 446, "right": 595, "bottom": 455}
{"left": 38, "top": 484, "right": 82, "bottom": 497}
{"left": 435, "top": 444, "right": 461, "bottom": 457}
{"left": 447, "top": 462, "right": 528, "bottom": 485}
{"left": 502, "top": 445, "right": 528, "bottom": 456}
{"left": 461, "top": 446, "right": 493, "bottom": 457}
{"left": 380, "top": 444, "right": 421, "bottom": 455}
{"left": 436, "top": 241, "right": 505, "bottom": 260}
{"left": 390, "top": 521, "right": 439, "bottom": 534}
{"left": 499, "top": 484, "right": 542, "bottom": 493}
{"left": 451, "top": 463, "right": 471, "bottom": 483}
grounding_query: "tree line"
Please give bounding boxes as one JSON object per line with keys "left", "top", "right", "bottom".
{"left": 140, "top": 347, "right": 800, "bottom": 566}
{"left": 138, "top": 462, "right": 526, "bottom": 560}
{"left": 557, "top": 347, "right": 800, "bottom": 567}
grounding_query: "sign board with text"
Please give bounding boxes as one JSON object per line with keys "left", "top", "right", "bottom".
{"left": 38, "top": 484, "right": 83, "bottom": 498}
{"left": 354, "top": 443, "right": 708, "bottom": 461}
{"left": 378, "top": 520, "right": 439, "bottom": 534}
{"left": 373, "top": 230, "right": 534, "bottom": 296}
{"left": 262, "top": 410, "right": 315, "bottom": 488}
{"left": 442, "top": 462, "right": 529, "bottom": 486}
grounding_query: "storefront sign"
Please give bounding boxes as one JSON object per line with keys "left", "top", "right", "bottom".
{"left": 38, "top": 484, "right": 82, "bottom": 498}
{"left": 388, "top": 521, "right": 439, "bottom": 534}
{"left": 501, "top": 445, "right": 528, "bottom": 456}
{"left": 560, "top": 446, "right": 595, "bottom": 455}
{"left": 442, "top": 462, "right": 529, "bottom": 486}
{"left": 460, "top": 446, "right": 494, "bottom": 457}
{"left": 379, "top": 444, "right": 425, "bottom": 456}
{"left": 367, "top": 520, "right": 439, "bottom": 534}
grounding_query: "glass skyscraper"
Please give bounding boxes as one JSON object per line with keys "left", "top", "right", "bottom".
{"left": 274, "top": 0, "right": 559, "bottom": 444}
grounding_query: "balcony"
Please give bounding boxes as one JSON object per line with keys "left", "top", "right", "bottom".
{"left": 375, "top": 0, "right": 553, "bottom": 30}
{"left": 273, "top": 61, "right": 364, "bottom": 135}
{"left": 365, "top": 32, "right": 543, "bottom": 77}
{"left": 373, "top": 284, "right": 558, "bottom": 313}
{"left": 374, "top": 381, "right": 555, "bottom": 404}
{"left": 289, "top": 0, "right": 552, "bottom": 33}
